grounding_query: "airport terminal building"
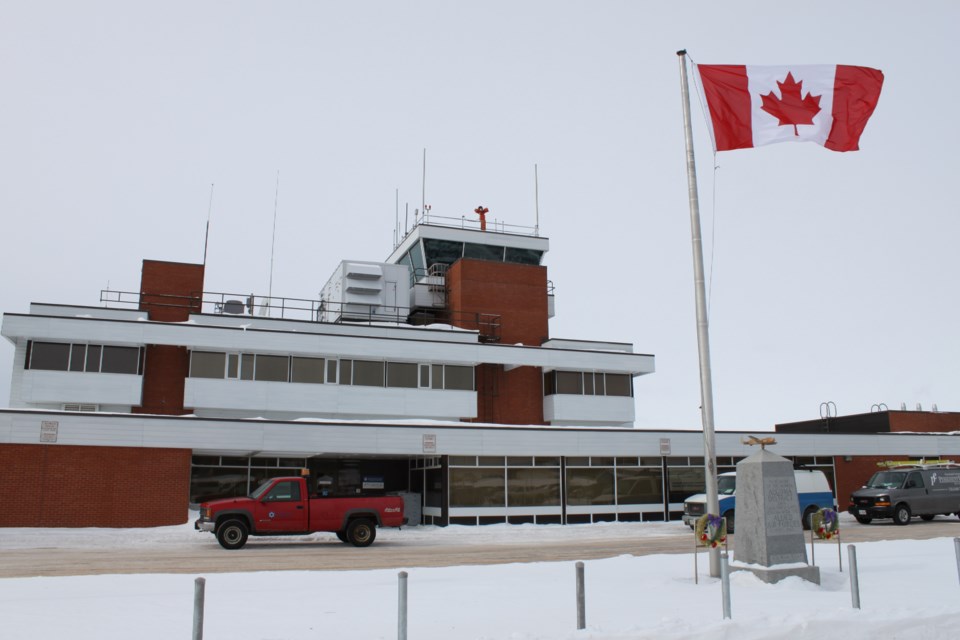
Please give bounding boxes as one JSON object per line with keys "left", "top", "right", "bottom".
{"left": 2, "top": 215, "right": 958, "bottom": 528}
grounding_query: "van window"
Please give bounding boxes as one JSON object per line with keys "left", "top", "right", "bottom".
{"left": 905, "top": 472, "right": 925, "bottom": 489}
{"left": 866, "top": 471, "right": 906, "bottom": 490}
{"left": 718, "top": 476, "right": 736, "bottom": 495}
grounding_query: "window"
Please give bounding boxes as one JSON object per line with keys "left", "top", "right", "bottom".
{"left": 505, "top": 247, "right": 543, "bottom": 265}
{"left": 508, "top": 468, "right": 561, "bottom": 506}
{"left": 30, "top": 341, "right": 141, "bottom": 375}
{"left": 101, "top": 346, "right": 140, "bottom": 374}
{"left": 450, "top": 468, "right": 505, "bottom": 507}
{"left": 543, "top": 370, "right": 631, "bottom": 397}
{"left": 605, "top": 374, "right": 632, "bottom": 397}
{"left": 566, "top": 468, "right": 615, "bottom": 505}
{"left": 191, "top": 352, "right": 226, "bottom": 379}
{"left": 263, "top": 480, "right": 301, "bottom": 502}
{"left": 464, "top": 243, "right": 505, "bottom": 261}
{"left": 556, "top": 371, "right": 582, "bottom": 394}
{"left": 443, "top": 365, "right": 474, "bottom": 391}
{"left": 423, "top": 238, "right": 464, "bottom": 268}
{"left": 352, "top": 360, "right": 385, "bottom": 387}
{"left": 29, "top": 342, "right": 71, "bottom": 371}
{"left": 291, "top": 357, "right": 324, "bottom": 384}
{"left": 387, "top": 362, "right": 418, "bottom": 388}
{"left": 254, "top": 355, "right": 289, "bottom": 382}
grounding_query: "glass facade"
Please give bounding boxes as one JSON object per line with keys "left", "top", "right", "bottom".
{"left": 28, "top": 341, "right": 141, "bottom": 375}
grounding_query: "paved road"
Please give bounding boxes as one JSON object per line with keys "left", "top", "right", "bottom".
{"left": 1, "top": 519, "right": 957, "bottom": 578}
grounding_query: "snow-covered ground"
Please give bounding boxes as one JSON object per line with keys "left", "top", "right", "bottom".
{"left": 2, "top": 514, "right": 959, "bottom": 639}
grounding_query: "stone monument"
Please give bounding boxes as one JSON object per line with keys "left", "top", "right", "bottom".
{"left": 732, "top": 443, "right": 820, "bottom": 584}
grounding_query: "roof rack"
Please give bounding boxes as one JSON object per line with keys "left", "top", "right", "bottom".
{"left": 877, "top": 459, "right": 960, "bottom": 469}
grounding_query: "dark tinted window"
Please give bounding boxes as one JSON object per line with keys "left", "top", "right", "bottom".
{"left": 30, "top": 342, "right": 71, "bottom": 371}
{"left": 464, "top": 243, "right": 505, "bottom": 261}
{"left": 101, "top": 346, "right": 140, "bottom": 374}
{"left": 505, "top": 247, "right": 543, "bottom": 265}
{"left": 423, "top": 238, "right": 464, "bottom": 267}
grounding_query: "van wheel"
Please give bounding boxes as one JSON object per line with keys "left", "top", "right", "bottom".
{"left": 854, "top": 514, "right": 872, "bottom": 525}
{"left": 893, "top": 504, "right": 911, "bottom": 526}
{"left": 216, "top": 519, "right": 249, "bottom": 550}
{"left": 346, "top": 519, "right": 376, "bottom": 547}
{"left": 723, "top": 510, "right": 735, "bottom": 534}
{"left": 801, "top": 507, "right": 818, "bottom": 531}
{"left": 920, "top": 514, "right": 935, "bottom": 521}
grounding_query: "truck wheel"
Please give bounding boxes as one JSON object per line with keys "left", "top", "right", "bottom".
{"left": 723, "top": 510, "right": 735, "bottom": 534}
{"left": 920, "top": 514, "right": 935, "bottom": 521}
{"left": 216, "top": 519, "right": 249, "bottom": 550}
{"left": 801, "top": 507, "right": 817, "bottom": 531}
{"left": 893, "top": 504, "right": 912, "bottom": 526}
{"left": 854, "top": 514, "right": 872, "bottom": 525}
{"left": 346, "top": 519, "right": 376, "bottom": 547}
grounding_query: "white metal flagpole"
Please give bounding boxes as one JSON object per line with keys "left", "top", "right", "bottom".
{"left": 677, "top": 49, "right": 721, "bottom": 578}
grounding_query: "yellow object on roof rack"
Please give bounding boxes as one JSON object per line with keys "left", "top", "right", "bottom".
{"left": 877, "top": 459, "right": 958, "bottom": 469}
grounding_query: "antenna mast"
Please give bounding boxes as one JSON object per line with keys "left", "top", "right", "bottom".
{"left": 203, "top": 183, "right": 214, "bottom": 265}
{"left": 421, "top": 148, "right": 426, "bottom": 221}
{"left": 268, "top": 170, "right": 280, "bottom": 312}
{"left": 534, "top": 164, "right": 540, "bottom": 236}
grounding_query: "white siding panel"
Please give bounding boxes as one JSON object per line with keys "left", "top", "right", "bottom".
{"left": 543, "top": 395, "right": 635, "bottom": 426}
{"left": 20, "top": 371, "right": 143, "bottom": 406}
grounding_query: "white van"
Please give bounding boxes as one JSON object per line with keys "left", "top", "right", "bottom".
{"left": 682, "top": 469, "right": 835, "bottom": 533}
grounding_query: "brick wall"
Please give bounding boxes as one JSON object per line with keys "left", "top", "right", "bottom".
{"left": 0, "top": 444, "right": 192, "bottom": 527}
{"left": 446, "top": 259, "right": 549, "bottom": 425}
{"left": 888, "top": 411, "right": 960, "bottom": 433}
{"left": 135, "top": 260, "right": 206, "bottom": 415}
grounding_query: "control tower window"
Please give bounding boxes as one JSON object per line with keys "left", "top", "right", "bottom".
{"left": 423, "top": 238, "right": 464, "bottom": 268}
{"left": 464, "top": 243, "right": 505, "bottom": 261}
{"left": 505, "top": 247, "right": 543, "bottom": 265}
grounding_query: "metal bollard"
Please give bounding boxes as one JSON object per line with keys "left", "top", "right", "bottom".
{"left": 192, "top": 577, "right": 206, "bottom": 640}
{"left": 954, "top": 538, "right": 960, "bottom": 585}
{"left": 398, "top": 571, "right": 408, "bottom": 640}
{"left": 720, "top": 552, "right": 731, "bottom": 619}
{"left": 848, "top": 546, "right": 860, "bottom": 609}
{"left": 576, "top": 561, "right": 585, "bottom": 630}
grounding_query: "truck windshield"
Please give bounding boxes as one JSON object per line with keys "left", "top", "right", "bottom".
{"left": 718, "top": 476, "right": 736, "bottom": 495}
{"left": 866, "top": 471, "right": 906, "bottom": 490}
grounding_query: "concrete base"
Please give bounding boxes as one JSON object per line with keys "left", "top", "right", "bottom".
{"left": 730, "top": 563, "right": 821, "bottom": 585}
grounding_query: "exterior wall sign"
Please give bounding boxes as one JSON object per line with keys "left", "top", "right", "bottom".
{"left": 362, "top": 476, "right": 385, "bottom": 490}
{"left": 659, "top": 438, "right": 671, "bottom": 456}
{"left": 40, "top": 421, "right": 59, "bottom": 443}
{"left": 423, "top": 434, "right": 437, "bottom": 453}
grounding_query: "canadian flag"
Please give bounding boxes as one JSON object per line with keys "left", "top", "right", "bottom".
{"left": 696, "top": 64, "right": 884, "bottom": 152}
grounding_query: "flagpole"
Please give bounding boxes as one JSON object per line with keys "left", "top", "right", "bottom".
{"left": 677, "top": 49, "right": 721, "bottom": 578}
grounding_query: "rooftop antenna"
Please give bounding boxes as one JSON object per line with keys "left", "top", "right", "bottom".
{"left": 421, "top": 148, "right": 427, "bottom": 217}
{"left": 534, "top": 164, "right": 540, "bottom": 236}
{"left": 203, "top": 183, "right": 214, "bottom": 266}
{"left": 395, "top": 188, "right": 399, "bottom": 247}
{"left": 267, "top": 170, "right": 280, "bottom": 313}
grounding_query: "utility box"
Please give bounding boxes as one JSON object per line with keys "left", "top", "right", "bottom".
{"left": 319, "top": 261, "right": 412, "bottom": 323}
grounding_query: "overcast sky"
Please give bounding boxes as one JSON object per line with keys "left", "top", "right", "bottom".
{"left": 1, "top": 1, "right": 957, "bottom": 431}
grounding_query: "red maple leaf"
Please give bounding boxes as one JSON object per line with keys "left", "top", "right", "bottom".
{"left": 760, "top": 72, "right": 822, "bottom": 136}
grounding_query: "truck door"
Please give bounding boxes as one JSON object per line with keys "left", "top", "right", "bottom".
{"left": 254, "top": 480, "right": 309, "bottom": 532}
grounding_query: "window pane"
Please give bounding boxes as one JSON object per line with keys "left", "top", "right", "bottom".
{"left": 448, "top": 456, "right": 476, "bottom": 466}
{"left": 386, "top": 362, "right": 418, "bottom": 388}
{"left": 30, "top": 342, "right": 70, "bottom": 371}
{"left": 86, "top": 345, "right": 102, "bottom": 372}
{"left": 535, "top": 456, "right": 560, "bottom": 467}
{"left": 616, "top": 468, "right": 663, "bottom": 504}
{"left": 291, "top": 357, "right": 324, "bottom": 383}
{"left": 327, "top": 359, "right": 338, "bottom": 383}
{"left": 227, "top": 354, "right": 239, "bottom": 378}
{"left": 543, "top": 371, "right": 556, "bottom": 396}
{"left": 478, "top": 456, "right": 505, "bottom": 467}
{"left": 450, "top": 468, "right": 505, "bottom": 507}
{"left": 419, "top": 364, "right": 430, "bottom": 387}
{"left": 431, "top": 364, "right": 443, "bottom": 389}
{"left": 190, "top": 351, "right": 225, "bottom": 379}
{"left": 255, "top": 355, "right": 289, "bottom": 382}
{"left": 504, "top": 247, "right": 543, "bottom": 265}
{"left": 423, "top": 238, "right": 464, "bottom": 267}
{"left": 566, "top": 457, "right": 589, "bottom": 467}
{"left": 507, "top": 457, "right": 533, "bottom": 467}
{"left": 584, "top": 372, "right": 594, "bottom": 395}
{"left": 69, "top": 345, "right": 86, "bottom": 372}
{"left": 264, "top": 480, "right": 300, "bottom": 501}
{"left": 566, "top": 468, "right": 615, "bottom": 506}
{"left": 443, "top": 365, "right": 473, "bottom": 391}
{"left": 667, "top": 467, "right": 705, "bottom": 503}
{"left": 604, "top": 373, "right": 632, "bottom": 397}
{"left": 339, "top": 359, "right": 352, "bottom": 385}
{"left": 241, "top": 354, "right": 254, "bottom": 380}
{"left": 352, "top": 360, "right": 385, "bottom": 387}
{"left": 190, "top": 467, "right": 248, "bottom": 503}
{"left": 508, "top": 468, "right": 561, "bottom": 506}
{"left": 556, "top": 371, "right": 582, "bottom": 395}
{"left": 409, "top": 242, "right": 426, "bottom": 274}
{"left": 464, "top": 243, "right": 505, "bottom": 261}
{"left": 101, "top": 346, "right": 140, "bottom": 374}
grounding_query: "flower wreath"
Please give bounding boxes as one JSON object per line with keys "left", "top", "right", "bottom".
{"left": 811, "top": 508, "right": 840, "bottom": 540}
{"left": 695, "top": 513, "right": 727, "bottom": 548}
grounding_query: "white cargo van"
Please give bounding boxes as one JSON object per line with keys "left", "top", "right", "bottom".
{"left": 682, "top": 469, "right": 835, "bottom": 533}
{"left": 847, "top": 463, "right": 960, "bottom": 525}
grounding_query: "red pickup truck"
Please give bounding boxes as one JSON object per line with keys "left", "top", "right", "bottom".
{"left": 194, "top": 475, "right": 405, "bottom": 549}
